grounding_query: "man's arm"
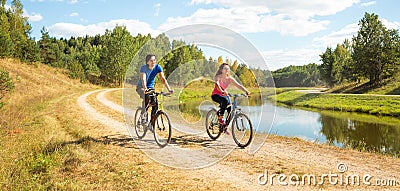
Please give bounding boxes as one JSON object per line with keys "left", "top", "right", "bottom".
{"left": 141, "top": 72, "right": 147, "bottom": 91}
{"left": 159, "top": 72, "right": 173, "bottom": 92}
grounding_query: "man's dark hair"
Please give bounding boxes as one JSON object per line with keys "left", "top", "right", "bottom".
{"left": 145, "top": 54, "right": 156, "bottom": 63}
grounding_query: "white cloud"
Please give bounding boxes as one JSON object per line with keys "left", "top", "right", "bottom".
{"left": 160, "top": 0, "right": 359, "bottom": 36}
{"left": 264, "top": 0, "right": 360, "bottom": 18}
{"left": 313, "top": 18, "right": 400, "bottom": 48}
{"left": 69, "top": 12, "right": 79, "bottom": 17}
{"left": 191, "top": 0, "right": 359, "bottom": 17}
{"left": 163, "top": 0, "right": 359, "bottom": 36}
{"left": 69, "top": 0, "right": 78, "bottom": 4}
{"left": 159, "top": 7, "right": 329, "bottom": 36}
{"left": 154, "top": 3, "right": 161, "bottom": 16}
{"left": 159, "top": 7, "right": 271, "bottom": 33}
{"left": 313, "top": 23, "right": 358, "bottom": 48}
{"left": 361, "top": 1, "right": 376, "bottom": 7}
{"left": 47, "top": 19, "right": 161, "bottom": 38}
{"left": 381, "top": 18, "right": 400, "bottom": 30}
{"left": 23, "top": 10, "right": 43, "bottom": 22}
{"left": 262, "top": 49, "right": 321, "bottom": 70}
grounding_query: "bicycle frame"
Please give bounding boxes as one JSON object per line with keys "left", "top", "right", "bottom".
{"left": 134, "top": 89, "right": 172, "bottom": 147}
{"left": 224, "top": 94, "right": 243, "bottom": 126}
{"left": 141, "top": 90, "right": 165, "bottom": 120}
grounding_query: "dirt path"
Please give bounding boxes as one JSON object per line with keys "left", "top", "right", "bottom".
{"left": 78, "top": 89, "right": 400, "bottom": 190}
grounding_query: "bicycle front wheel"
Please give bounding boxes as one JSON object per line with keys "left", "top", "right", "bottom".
{"left": 232, "top": 113, "right": 253, "bottom": 148}
{"left": 134, "top": 108, "right": 147, "bottom": 139}
{"left": 153, "top": 111, "right": 171, "bottom": 147}
{"left": 205, "top": 109, "right": 222, "bottom": 140}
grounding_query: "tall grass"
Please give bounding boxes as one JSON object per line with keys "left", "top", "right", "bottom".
{"left": 0, "top": 59, "right": 98, "bottom": 190}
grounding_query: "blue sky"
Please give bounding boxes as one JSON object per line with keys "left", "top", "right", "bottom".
{"left": 15, "top": 0, "right": 400, "bottom": 70}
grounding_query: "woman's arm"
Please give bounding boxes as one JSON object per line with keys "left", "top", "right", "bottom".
{"left": 229, "top": 76, "right": 250, "bottom": 95}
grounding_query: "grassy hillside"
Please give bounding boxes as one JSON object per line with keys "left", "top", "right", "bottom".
{"left": 326, "top": 78, "right": 400, "bottom": 95}
{"left": 0, "top": 58, "right": 93, "bottom": 129}
{"left": 0, "top": 59, "right": 234, "bottom": 190}
{"left": 0, "top": 59, "right": 100, "bottom": 189}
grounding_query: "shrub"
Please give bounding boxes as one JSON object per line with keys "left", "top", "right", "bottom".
{"left": 0, "top": 68, "right": 14, "bottom": 108}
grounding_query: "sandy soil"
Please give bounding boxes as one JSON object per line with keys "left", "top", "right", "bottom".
{"left": 78, "top": 89, "right": 400, "bottom": 190}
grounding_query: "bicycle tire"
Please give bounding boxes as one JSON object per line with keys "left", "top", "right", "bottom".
{"left": 134, "top": 107, "right": 147, "bottom": 139}
{"left": 205, "top": 109, "right": 222, "bottom": 140}
{"left": 153, "top": 111, "right": 171, "bottom": 147}
{"left": 232, "top": 113, "right": 253, "bottom": 148}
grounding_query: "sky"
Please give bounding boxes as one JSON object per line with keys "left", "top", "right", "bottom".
{"left": 14, "top": 0, "right": 400, "bottom": 70}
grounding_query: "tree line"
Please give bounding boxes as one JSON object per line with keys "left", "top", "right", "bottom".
{"left": 2, "top": 0, "right": 398, "bottom": 91}
{"left": 319, "top": 12, "right": 400, "bottom": 87}
{"left": 0, "top": 0, "right": 264, "bottom": 88}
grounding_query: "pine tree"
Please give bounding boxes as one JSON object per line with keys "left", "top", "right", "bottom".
{"left": 352, "top": 12, "right": 399, "bottom": 84}
{"left": 319, "top": 47, "right": 336, "bottom": 87}
{"left": 0, "top": 3, "right": 13, "bottom": 57}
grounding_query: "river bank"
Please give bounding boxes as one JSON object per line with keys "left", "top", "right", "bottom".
{"left": 270, "top": 90, "right": 400, "bottom": 117}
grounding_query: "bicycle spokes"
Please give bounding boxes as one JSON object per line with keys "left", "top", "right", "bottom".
{"left": 134, "top": 108, "right": 148, "bottom": 139}
{"left": 232, "top": 113, "right": 253, "bottom": 148}
{"left": 153, "top": 112, "right": 171, "bottom": 147}
{"left": 206, "top": 109, "right": 223, "bottom": 140}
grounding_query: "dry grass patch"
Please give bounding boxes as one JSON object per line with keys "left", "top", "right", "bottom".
{"left": 85, "top": 90, "right": 125, "bottom": 122}
{"left": 105, "top": 88, "right": 123, "bottom": 106}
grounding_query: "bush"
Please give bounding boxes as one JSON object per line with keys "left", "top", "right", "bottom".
{"left": 0, "top": 68, "right": 14, "bottom": 108}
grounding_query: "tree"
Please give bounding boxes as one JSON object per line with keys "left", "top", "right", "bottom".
{"left": 381, "top": 29, "right": 400, "bottom": 78}
{"left": 336, "top": 39, "right": 355, "bottom": 82}
{"left": 352, "top": 12, "right": 399, "bottom": 84}
{"left": 0, "top": 4, "right": 13, "bottom": 57}
{"left": 39, "top": 27, "right": 57, "bottom": 65}
{"left": 231, "top": 60, "right": 238, "bottom": 72}
{"left": 319, "top": 47, "right": 337, "bottom": 87}
{"left": 217, "top": 56, "right": 223, "bottom": 64}
{"left": 9, "top": 0, "right": 30, "bottom": 59}
{"left": 98, "top": 26, "right": 134, "bottom": 86}
{"left": 21, "top": 38, "right": 40, "bottom": 63}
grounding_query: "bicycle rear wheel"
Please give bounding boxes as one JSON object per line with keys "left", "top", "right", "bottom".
{"left": 134, "top": 108, "right": 147, "bottom": 139}
{"left": 205, "top": 109, "right": 222, "bottom": 140}
{"left": 153, "top": 111, "right": 171, "bottom": 147}
{"left": 232, "top": 113, "right": 253, "bottom": 148}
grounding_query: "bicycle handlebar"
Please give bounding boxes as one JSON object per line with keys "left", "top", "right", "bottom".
{"left": 228, "top": 93, "right": 249, "bottom": 97}
{"left": 158, "top": 92, "right": 172, "bottom": 97}
{"left": 145, "top": 89, "right": 171, "bottom": 97}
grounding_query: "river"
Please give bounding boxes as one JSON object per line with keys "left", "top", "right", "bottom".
{"left": 176, "top": 96, "right": 400, "bottom": 157}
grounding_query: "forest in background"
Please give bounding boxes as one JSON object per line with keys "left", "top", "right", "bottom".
{"left": 1, "top": 0, "right": 400, "bottom": 98}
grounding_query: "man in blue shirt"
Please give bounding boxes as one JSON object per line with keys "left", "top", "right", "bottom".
{"left": 136, "top": 54, "right": 174, "bottom": 121}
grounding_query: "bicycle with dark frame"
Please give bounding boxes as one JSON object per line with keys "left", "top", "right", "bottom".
{"left": 205, "top": 93, "right": 254, "bottom": 148}
{"left": 134, "top": 89, "right": 172, "bottom": 147}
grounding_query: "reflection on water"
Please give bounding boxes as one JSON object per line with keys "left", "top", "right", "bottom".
{"left": 177, "top": 98, "right": 400, "bottom": 156}
{"left": 319, "top": 114, "right": 400, "bottom": 156}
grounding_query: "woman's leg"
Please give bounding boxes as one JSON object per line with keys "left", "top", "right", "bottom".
{"left": 211, "top": 94, "right": 231, "bottom": 122}
{"left": 212, "top": 94, "right": 225, "bottom": 116}
{"left": 211, "top": 95, "right": 231, "bottom": 134}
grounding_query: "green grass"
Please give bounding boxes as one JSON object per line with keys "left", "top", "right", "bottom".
{"left": 271, "top": 91, "right": 400, "bottom": 117}
{"left": 327, "top": 78, "right": 400, "bottom": 95}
